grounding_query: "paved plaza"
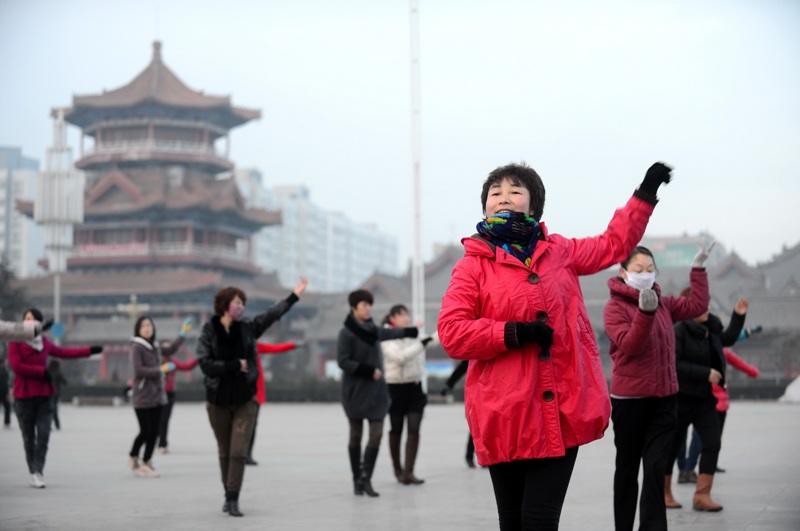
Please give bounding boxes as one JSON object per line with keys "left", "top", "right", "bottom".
{"left": 1, "top": 400, "right": 798, "bottom": 530}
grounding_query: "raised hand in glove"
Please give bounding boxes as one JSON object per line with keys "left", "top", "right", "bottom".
{"left": 40, "top": 318, "right": 54, "bottom": 333}
{"left": 638, "top": 289, "right": 659, "bottom": 312}
{"left": 516, "top": 321, "right": 555, "bottom": 351}
{"left": 161, "top": 362, "right": 176, "bottom": 374}
{"left": 89, "top": 345, "right": 103, "bottom": 354}
{"left": 639, "top": 162, "right": 672, "bottom": 196}
{"left": 421, "top": 336, "right": 434, "bottom": 347}
{"left": 180, "top": 317, "right": 192, "bottom": 337}
{"left": 691, "top": 240, "right": 716, "bottom": 268}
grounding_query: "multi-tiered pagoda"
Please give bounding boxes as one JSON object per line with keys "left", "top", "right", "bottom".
{"left": 18, "top": 42, "right": 292, "bottom": 326}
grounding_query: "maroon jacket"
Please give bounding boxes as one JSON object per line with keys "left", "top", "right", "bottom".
{"left": 8, "top": 338, "right": 92, "bottom": 399}
{"left": 603, "top": 268, "right": 709, "bottom": 398}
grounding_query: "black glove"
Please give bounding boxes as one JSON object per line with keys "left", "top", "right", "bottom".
{"left": 42, "top": 369, "right": 53, "bottom": 385}
{"left": 41, "top": 318, "right": 54, "bottom": 333}
{"left": 439, "top": 386, "right": 451, "bottom": 397}
{"left": 89, "top": 345, "right": 103, "bottom": 355}
{"left": 421, "top": 336, "right": 434, "bottom": 346}
{"left": 404, "top": 327, "right": 419, "bottom": 339}
{"left": 639, "top": 162, "right": 672, "bottom": 196}
{"left": 516, "top": 321, "right": 554, "bottom": 351}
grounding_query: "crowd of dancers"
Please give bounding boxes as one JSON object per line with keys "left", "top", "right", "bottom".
{"left": 0, "top": 161, "right": 760, "bottom": 530}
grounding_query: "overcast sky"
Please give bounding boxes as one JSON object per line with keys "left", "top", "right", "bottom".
{"left": 1, "top": 0, "right": 798, "bottom": 273}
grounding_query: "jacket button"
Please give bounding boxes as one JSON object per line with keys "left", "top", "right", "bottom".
{"left": 536, "top": 311, "right": 548, "bottom": 322}
{"left": 542, "top": 390, "right": 555, "bottom": 402}
{"left": 527, "top": 273, "right": 540, "bottom": 284}
{"left": 538, "top": 350, "right": 551, "bottom": 362}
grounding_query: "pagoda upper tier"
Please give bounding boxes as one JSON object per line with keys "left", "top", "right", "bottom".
{"left": 59, "top": 41, "right": 260, "bottom": 173}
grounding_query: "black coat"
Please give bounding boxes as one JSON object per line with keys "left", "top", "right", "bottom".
{"left": 674, "top": 311, "right": 745, "bottom": 398}
{"left": 337, "top": 313, "right": 416, "bottom": 420}
{"left": 198, "top": 293, "right": 298, "bottom": 405}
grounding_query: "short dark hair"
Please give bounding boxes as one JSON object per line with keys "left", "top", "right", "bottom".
{"left": 381, "top": 304, "right": 409, "bottom": 326}
{"left": 481, "top": 162, "right": 546, "bottom": 220}
{"left": 133, "top": 315, "right": 156, "bottom": 345}
{"left": 214, "top": 286, "right": 247, "bottom": 316}
{"left": 23, "top": 307, "right": 44, "bottom": 322}
{"left": 348, "top": 289, "right": 374, "bottom": 309}
{"left": 621, "top": 246, "right": 657, "bottom": 270}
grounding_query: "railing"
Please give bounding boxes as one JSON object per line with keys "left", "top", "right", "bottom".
{"left": 75, "top": 242, "right": 249, "bottom": 260}
{"left": 84, "top": 139, "right": 225, "bottom": 158}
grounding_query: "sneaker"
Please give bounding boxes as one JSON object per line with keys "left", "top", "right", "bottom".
{"left": 30, "top": 473, "right": 45, "bottom": 488}
{"left": 158, "top": 447, "right": 168, "bottom": 455}
{"left": 137, "top": 461, "right": 160, "bottom": 478}
{"left": 128, "top": 456, "right": 139, "bottom": 472}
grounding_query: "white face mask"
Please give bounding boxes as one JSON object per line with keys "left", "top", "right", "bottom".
{"left": 624, "top": 271, "right": 656, "bottom": 291}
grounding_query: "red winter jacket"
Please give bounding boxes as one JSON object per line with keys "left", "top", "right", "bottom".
{"left": 712, "top": 347, "right": 759, "bottom": 412}
{"left": 438, "top": 195, "right": 654, "bottom": 464}
{"left": 8, "top": 338, "right": 93, "bottom": 399}
{"left": 255, "top": 342, "right": 296, "bottom": 404}
{"left": 163, "top": 355, "right": 199, "bottom": 393}
{"left": 604, "top": 270, "right": 709, "bottom": 398}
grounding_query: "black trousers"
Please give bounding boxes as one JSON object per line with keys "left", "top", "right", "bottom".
{"left": 158, "top": 391, "right": 176, "bottom": 449}
{"left": 669, "top": 393, "right": 721, "bottom": 476}
{"left": 131, "top": 406, "right": 162, "bottom": 462}
{"left": 14, "top": 396, "right": 53, "bottom": 474}
{"left": 488, "top": 447, "right": 578, "bottom": 531}
{"left": 611, "top": 395, "right": 677, "bottom": 531}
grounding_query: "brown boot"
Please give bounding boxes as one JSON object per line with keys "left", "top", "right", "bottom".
{"left": 388, "top": 433, "right": 403, "bottom": 482}
{"left": 400, "top": 433, "right": 424, "bottom": 485}
{"left": 693, "top": 473, "right": 723, "bottom": 512}
{"left": 664, "top": 475, "right": 682, "bottom": 509}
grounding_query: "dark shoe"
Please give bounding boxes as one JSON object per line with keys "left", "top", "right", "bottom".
{"left": 222, "top": 501, "right": 230, "bottom": 513}
{"left": 401, "top": 433, "right": 424, "bottom": 485}
{"left": 227, "top": 500, "right": 244, "bottom": 517}
{"left": 715, "top": 466, "right": 726, "bottom": 473}
{"left": 348, "top": 445, "right": 363, "bottom": 495}
{"left": 362, "top": 446, "right": 380, "bottom": 497}
{"left": 388, "top": 433, "right": 403, "bottom": 482}
{"left": 678, "top": 469, "right": 691, "bottom": 484}
{"left": 466, "top": 455, "right": 476, "bottom": 468}
{"left": 245, "top": 455, "right": 258, "bottom": 466}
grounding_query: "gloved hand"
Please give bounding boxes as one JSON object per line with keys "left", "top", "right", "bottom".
{"left": 42, "top": 369, "right": 53, "bottom": 385}
{"left": 421, "top": 336, "right": 434, "bottom": 346}
{"left": 89, "top": 345, "right": 103, "bottom": 354}
{"left": 404, "top": 327, "right": 419, "bottom": 339}
{"left": 639, "top": 162, "right": 672, "bottom": 196}
{"left": 439, "top": 386, "right": 451, "bottom": 397}
{"left": 40, "top": 318, "right": 54, "bottom": 333}
{"left": 161, "top": 362, "right": 176, "bottom": 374}
{"left": 179, "top": 317, "right": 192, "bottom": 337}
{"left": 691, "top": 240, "right": 716, "bottom": 268}
{"left": 638, "top": 289, "right": 659, "bottom": 312}
{"left": 742, "top": 325, "right": 763, "bottom": 338}
{"left": 516, "top": 321, "right": 554, "bottom": 351}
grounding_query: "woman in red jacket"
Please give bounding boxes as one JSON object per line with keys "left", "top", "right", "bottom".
{"left": 604, "top": 246, "right": 710, "bottom": 530}
{"left": 438, "top": 161, "right": 672, "bottom": 531}
{"left": 8, "top": 308, "right": 102, "bottom": 488}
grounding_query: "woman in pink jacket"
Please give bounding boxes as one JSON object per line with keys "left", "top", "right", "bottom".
{"left": 8, "top": 308, "right": 102, "bottom": 488}
{"left": 438, "top": 161, "right": 672, "bottom": 531}
{"left": 604, "top": 245, "right": 710, "bottom": 530}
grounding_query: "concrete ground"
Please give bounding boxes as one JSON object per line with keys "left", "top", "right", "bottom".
{"left": 0, "top": 400, "right": 798, "bottom": 530}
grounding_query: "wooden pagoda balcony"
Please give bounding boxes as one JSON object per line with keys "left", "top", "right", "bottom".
{"left": 75, "top": 139, "right": 233, "bottom": 171}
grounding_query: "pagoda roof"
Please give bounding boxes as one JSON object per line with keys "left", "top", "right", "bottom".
{"left": 60, "top": 41, "right": 260, "bottom": 130}
{"left": 81, "top": 167, "right": 280, "bottom": 229}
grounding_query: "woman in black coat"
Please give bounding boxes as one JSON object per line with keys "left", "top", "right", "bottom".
{"left": 668, "top": 294, "right": 747, "bottom": 512}
{"left": 197, "top": 278, "right": 307, "bottom": 517}
{"left": 337, "top": 289, "right": 418, "bottom": 497}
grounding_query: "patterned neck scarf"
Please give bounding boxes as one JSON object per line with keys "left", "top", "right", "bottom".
{"left": 476, "top": 211, "right": 541, "bottom": 267}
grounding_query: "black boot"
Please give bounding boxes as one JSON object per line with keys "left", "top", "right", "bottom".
{"left": 402, "top": 433, "right": 424, "bottom": 485}
{"left": 361, "top": 446, "right": 380, "bottom": 498}
{"left": 466, "top": 434, "right": 476, "bottom": 468}
{"left": 388, "top": 433, "right": 403, "bottom": 481}
{"left": 222, "top": 490, "right": 230, "bottom": 513}
{"left": 348, "top": 445, "right": 363, "bottom": 495}
{"left": 226, "top": 491, "right": 243, "bottom": 517}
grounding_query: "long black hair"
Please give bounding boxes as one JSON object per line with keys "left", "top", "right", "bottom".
{"left": 133, "top": 315, "right": 156, "bottom": 346}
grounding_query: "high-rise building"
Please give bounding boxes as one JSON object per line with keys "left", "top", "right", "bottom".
{"left": 0, "top": 147, "right": 45, "bottom": 277}
{"left": 235, "top": 169, "right": 399, "bottom": 293}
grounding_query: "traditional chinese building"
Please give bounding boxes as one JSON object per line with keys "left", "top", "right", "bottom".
{"left": 15, "top": 42, "right": 314, "bottom": 383}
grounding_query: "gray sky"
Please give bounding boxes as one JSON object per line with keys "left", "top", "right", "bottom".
{"left": 1, "top": 0, "right": 798, "bottom": 272}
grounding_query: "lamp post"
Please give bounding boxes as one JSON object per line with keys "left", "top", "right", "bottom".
{"left": 34, "top": 109, "right": 84, "bottom": 344}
